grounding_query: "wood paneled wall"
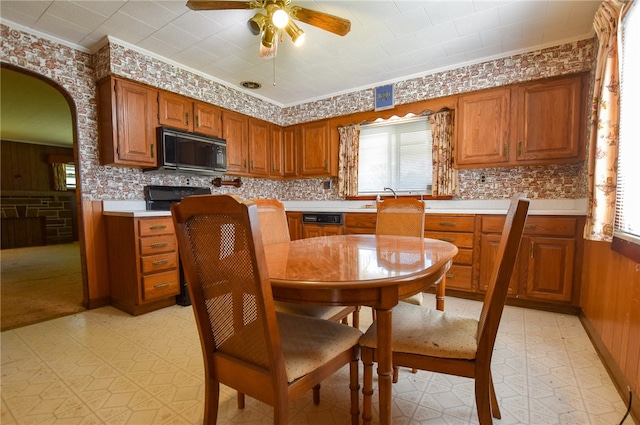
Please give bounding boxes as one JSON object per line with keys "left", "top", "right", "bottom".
{"left": 1, "top": 140, "right": 73, "bottom": 191}
{"left": 580, "top": 240, "right": 640, "bottom": 421}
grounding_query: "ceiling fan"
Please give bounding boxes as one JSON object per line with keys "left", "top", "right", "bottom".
{"left": 186, "top": 0, "right": 351, "bottom": 58}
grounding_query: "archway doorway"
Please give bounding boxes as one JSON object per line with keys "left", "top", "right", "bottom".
{"left": 0, "top": 65, "right": 86, "bottom": 330}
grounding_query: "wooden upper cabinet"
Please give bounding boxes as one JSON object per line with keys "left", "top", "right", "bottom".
{"left": 270, "top": 125, "right": 284, "bottom": 177}
{"left": 298, "top": 120, "right": 332, "bottom": 177}
{"left": 158, "top": 91, "right": 222, "bottom": 137}
{"left": 194, "top": 101, "right": 222, "bottom": 137}
{"left": 456, "top": 87, "right": 511, "bottom": 167}
{"left": 248, "top": 118, "right": 270, "bottom": 177}
{"left": 98, "top": 77, "right": 158, "bottom": 167}
{"left": 158, "top": 91, "right": 191, "bottom": 131}
{"left": 514, "top": 76, "right": 582, "bottom": 163}
{"left": 455, "top": 74, "right": 584, "bottom": 168}
{"left": 283, "top": 126, "right": 298, "bottom": 178}
{"left": 222, "top": 110, "right": 249, "bottom": 174}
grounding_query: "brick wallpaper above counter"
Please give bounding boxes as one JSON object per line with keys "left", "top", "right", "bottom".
{"left": 103, "top": 198, "right": 587, "bottom": 217}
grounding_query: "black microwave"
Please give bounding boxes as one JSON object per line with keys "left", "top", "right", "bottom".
{"left": 146, "top": 127, "right": 227, "bottom": 176}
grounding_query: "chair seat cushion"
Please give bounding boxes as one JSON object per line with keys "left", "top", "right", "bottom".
{"left": 360, "top": 302, "right": 478, "bottom": 360}
{"left": 275, "top": 301, "right": 351, "bottom": 321}
{"left": 278, "top": 312, "right": 363, "bottom": 383}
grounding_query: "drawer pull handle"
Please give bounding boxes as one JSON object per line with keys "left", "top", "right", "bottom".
{"left": 439, "top": 237, "right": 455, "bottom": 243}
{"left": 525, "top": 224, "right": 537, "bottom": 230}
{"left": 154, "top": 282, "right": 171, "bottom": 288}
{"left": 439, "top": 222, "right": 456, "bottom": 227}
{"left": 149, "top": 225, "right": 167, "bottom": 230}
{"left": 446, "top": 273, "right": 455, "bottom": 278}
{"left": 152, "top": 260, "right": 169, "bottom": 266}
{"left": 151, "top": 242, "right": 169, "bottom": 249}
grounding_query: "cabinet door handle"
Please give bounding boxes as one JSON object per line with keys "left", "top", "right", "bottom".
{"left": 446, "top": 273, "right": 455, "bottom": 279}
{"left": 324, "top": 159, "right": 328, "bottom": 168}
{"left": 250, "top": 159, "right": 254, "bottom": 170}
{"left": 185, "top": 112, "right": 189, "bottom": 126}
{"left": 530, "top": 241, "right": 535, "bottom": 258}
{"left": 152, "top": 260, "right": 169, "bottom": 266}
{"left": 149, "top": 225, "right": 167, "bottom": 230}
{"left": 243, "top": 158, "right": 247, "bottom": 168}
{"left": 439, "top": 237, "right": 456, "bottom": 243}
{"left": 525, "top": 224, "right": 537, "bottom": 230}
{"left": 439, "top": 222, "right": 456, "bottom": 227}
{"left": 151, "top": 242, "right": 169, "bottom": 249}
{"left": 518, "top": 140, "right": 523, "bottom": 157}
{"left": 504, "top": 142, "right": 509, "bottom": 158}
{"left": 195, "top": 115, "right": 199, "bottom": 128}
{"left": 154, "top": 282, "right": 171, "bottom": 288}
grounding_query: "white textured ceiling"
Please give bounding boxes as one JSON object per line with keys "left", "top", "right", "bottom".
{"left": 1, "top": 0, "right": 600, "bottom": 107}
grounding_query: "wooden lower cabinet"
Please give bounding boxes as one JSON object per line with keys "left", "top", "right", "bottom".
{"left": 104, "top": 216, "right": 180, "bottom": 315}
{"left": 302, "top": 223, "right": 344, "bottom": 238}
{"left": 286, "top": 212, "right": 303, "bottom": 240}
{"left": 478, "top": 215, "right": 583, "bottom": 308}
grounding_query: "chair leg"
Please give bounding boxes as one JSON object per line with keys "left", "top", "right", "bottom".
{"left": 392, "top": 366, "right": 399, "bottom": 383}
{"left": 312, "top": 384, "right": 320, "bottom": 405}
{"left": 204, "top": 378, "right": 220, "bottom": 424}
{"left": 362, "top": 347, "right": 374, "bottom": 425}
{"left": 349, "top": 349, "right": 360, "bottom": 425}
{"left": 352, "top": 306, "right": 360, "bottom": 329}
{"left": 475, "top": 374, "right": 493, "bottom": 425}
{"left": 489, "top": 374, "right": 501, "bottom": 419}
{"left": 237, "top": 391, "right": 245, "bottom": 409}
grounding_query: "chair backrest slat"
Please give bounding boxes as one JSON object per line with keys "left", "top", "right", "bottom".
{"left": 477, "top": 194, "right": 530, "bottom": 358}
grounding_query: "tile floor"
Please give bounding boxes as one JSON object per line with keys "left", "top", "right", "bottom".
{"left": 1, "top": 294, "right": 635, "bottom": 425}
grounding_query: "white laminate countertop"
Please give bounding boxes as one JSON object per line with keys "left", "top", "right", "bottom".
{"left": 102, "top": 198, "right": 588, "bottom": 218}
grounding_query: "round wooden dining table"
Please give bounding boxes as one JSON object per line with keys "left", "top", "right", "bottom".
{"left": 263, "top": 234, "right": 458, "bottom": 425}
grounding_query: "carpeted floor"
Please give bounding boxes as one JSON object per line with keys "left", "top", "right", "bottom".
{"left": 0, "top": 242, "right": 85, "bottom": 331}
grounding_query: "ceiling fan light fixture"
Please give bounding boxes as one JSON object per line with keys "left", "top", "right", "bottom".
{"left": 248, "top": 13, "right": 268, "bottom": 36}
{"left": 285, "top": 20, "right": 305, "bottom": 46}
{"left": 267, "top": 3, "right": 289, "bottom": 29}
{"left": 261, "top": 24, "right": 277, "bottom": 48}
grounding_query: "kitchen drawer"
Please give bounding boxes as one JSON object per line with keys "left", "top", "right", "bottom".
{"left": 344, "top": 213, "right": 377, "bottom": 229}
{"left": 139, "top": 235, "right": 177, "bottom": 255}
{"left": 424, "top": 215, "right": 475, "bottom": 232}
{"left": 454, "top": 248, "right": 473, "bottom": 266}
{"left": 481, "top": 216, "right": 577, "bottom": 237}
{"left": 140, "top": 252, "right": 178, "bottom": 273}
{"left": 444, "top": 265, "right": 472, "bottom": 291}
{"left": 138, "top": 218, "right": 175, "bottom": 237}
{"left": 425, "top": 231, "right": 474, "bottom": 249}
{"left": 142, "top": 270, "right": 180, "bottom": 301}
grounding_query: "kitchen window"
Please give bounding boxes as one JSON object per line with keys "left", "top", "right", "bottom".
{"left": 357, "top": 116, "right": 432, "bottom": 196}
{"left": 613, "top": 0, "right": 639, "bottom": 260}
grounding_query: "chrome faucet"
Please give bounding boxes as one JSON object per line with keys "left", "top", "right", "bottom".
{"left": 383, "top": 187, "right": 397, "bottom": 199}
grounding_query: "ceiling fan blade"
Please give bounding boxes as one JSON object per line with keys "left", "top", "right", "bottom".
{"left": 290, "top": 6, "right": 351, "bottom": 36}
{"left": 186, "top": 1, "right": 254, "bottom": 11}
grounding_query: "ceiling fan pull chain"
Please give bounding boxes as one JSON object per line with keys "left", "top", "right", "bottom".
{"left": 273, "top": 52, "right": 276, "bottom": 86}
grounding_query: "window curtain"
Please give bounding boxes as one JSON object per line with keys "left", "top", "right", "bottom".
{"left": 584, "top": 0, "right": 624, "bottom": 242}
{"left": 52, "top": 163, "right": 67, "bottom": 191}
{"left": 429, "top": 110, "right": 458, "bottom": 196}
{"left": 337, "top": 124, "right": 360, "bottom": 197}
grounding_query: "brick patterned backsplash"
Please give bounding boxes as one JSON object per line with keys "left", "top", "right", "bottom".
{"left": 1, "top": 192, "right": 76, "bottom": 246}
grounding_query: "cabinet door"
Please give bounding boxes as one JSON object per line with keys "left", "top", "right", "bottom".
{"left": 302, "top": 224, "right": 343, "bottom": 238}
{"left": 522, "top": 236, "right": 575, "bottom": 302}
{"left": 478, "top": 233, "right": 520, "bottom": 297}
{"left": 270, "top": 125, "right": 284, "bottom": 177}
{"left": 158, "top": 91, "right": 191, "bottom": 131}
{"left": 283, "top": 126, "right": 298, "bottom": 178}
{"left": 248, "top": 118, "right": 270, "bottom": 177}
{"left": 194, "top": 101, "right": 222, "bottom": 137}
{"left": 515, "top": 76, "right": 582, "bottom": 162}
{"left": 299, "top": 120, "right": 331, "bottom": 176}
{"left": 456, "top": 88, "right": 511, "bottom": 167}
{"left": 286, "top": 212, "right": 303, "bottom": 240}
{"left": 112, "top": 79, "right": 158, "bottom": 166}
{"left": 223, "top": 111, "right": 248, "bottom": 174}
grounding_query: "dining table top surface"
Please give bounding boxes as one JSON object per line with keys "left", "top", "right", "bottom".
{"left": 263, "top": 234, "right": 458, "bottom": 290}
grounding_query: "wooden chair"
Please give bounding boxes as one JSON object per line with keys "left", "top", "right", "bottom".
{"left": 376, "top": 197, "right": 426, "bottom": 306}
{"left": 172, "top": 194, "right": 362, "bottom": 425}
{"left": 253, "top": 198, "right": 360, "bottom": 329}
{"left": 360, "top": 194, "right": 530, "bottom": 425}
